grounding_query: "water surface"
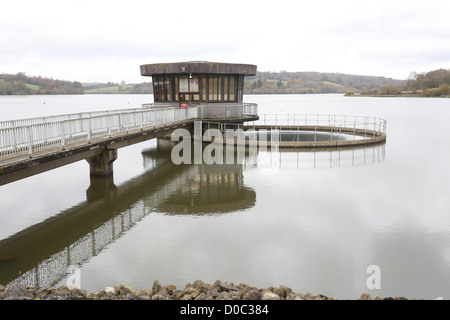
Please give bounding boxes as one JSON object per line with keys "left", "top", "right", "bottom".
{"left": 1, "top": 94, "right": 450, "bottom": 299}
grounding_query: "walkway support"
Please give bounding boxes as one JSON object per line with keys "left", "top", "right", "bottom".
{"left": 85, "top": 148, "right": 117, "bottom": 176}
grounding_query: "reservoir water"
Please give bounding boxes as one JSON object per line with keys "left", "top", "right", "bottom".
{"left": 1, "top": 94, "right": 450, "bottom": 299}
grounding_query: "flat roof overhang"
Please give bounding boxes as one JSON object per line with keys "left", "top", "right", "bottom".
{"left": 140, "top": 61, "right": 257, "bottom": 77}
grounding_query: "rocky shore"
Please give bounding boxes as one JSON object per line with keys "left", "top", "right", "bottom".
{"left": 0, "top": 280, "right": 437, "bottom": 300}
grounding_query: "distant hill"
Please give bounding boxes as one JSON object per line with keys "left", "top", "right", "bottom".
{"left": 0, "top": 73, "right": 153, "bottom": 95}
{"left": 4, "top": 70, "right": 448, "bottom": 97}
{"left": 83, "top": 82, "right": 153, "bottom": 94}
{"left": 0, "top": 72, "right": 83, "bottom": 95}
{"left": 244, "top": 71, "right": 404, "bottom": 94}
{"left": 351, "top": 68, "right": 450, "bottom": 97}
{"left": 401, "top": 69, "right": 450, "bottom": 97}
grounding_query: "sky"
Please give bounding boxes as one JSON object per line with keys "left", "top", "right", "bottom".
{"left": 1, "top": 0, "right": 449, "bottom": 84}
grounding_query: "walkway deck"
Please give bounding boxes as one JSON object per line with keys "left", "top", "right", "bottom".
{"left": 0, "top": 105, "right": 386, "bottom": 186}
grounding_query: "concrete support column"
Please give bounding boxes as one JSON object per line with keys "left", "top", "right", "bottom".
{"left": 86, "top": 148, "right": 118, "bottom": 176}
{"left": 86, "top": 175, "right": 117, "bottom": 202}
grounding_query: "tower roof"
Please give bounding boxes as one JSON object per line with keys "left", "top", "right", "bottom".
{"left": 140, "top": 61, "right": 257, "bottom": 77}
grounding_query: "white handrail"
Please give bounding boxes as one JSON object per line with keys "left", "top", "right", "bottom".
{"left": 247, "top": 114, "right": 386, "bottom": 133}
{"left": 0, "top": 103, "right": 260, "bottom": 162}
{"left": 0, "top": 106, "right": 199, "bottom": 161}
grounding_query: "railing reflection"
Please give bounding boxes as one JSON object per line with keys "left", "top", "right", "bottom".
{"left": 244, "top": 143, "right": 386, "bottom": 170}
{"left": 0, "top": 139, "right": 384, "bottom": 288}
{"left": 0, "top": 140, "right": 256, "bottom": 288}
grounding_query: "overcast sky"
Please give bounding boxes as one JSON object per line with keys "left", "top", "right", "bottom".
{"left": 1, "top": 0, "right": 449, "bottom": 83}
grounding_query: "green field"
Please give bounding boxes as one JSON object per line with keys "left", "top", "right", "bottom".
{"left": 323, "top": 81, "right": 344, "bottom": 87}
{"left": 25, "top": 83, "right": 40, "bottom": 91}
{"left": 85, "top": 85, "right": 134, "bottom": 94}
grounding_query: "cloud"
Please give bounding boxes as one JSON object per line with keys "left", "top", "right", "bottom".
{"left": 1, "top": 0, "right": 449, "bottom": 82}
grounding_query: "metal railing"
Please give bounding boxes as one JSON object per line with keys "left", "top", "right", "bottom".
{"left": 0, "top": 103, "right": 259, "bottom": 163}
{"left": 245, "top": 114, "right": 387, "bottom": 138}
{"left": 197, "top": 103, "right": 258, "bottom": 119}
{"left": 0, "top": 106, "right": 198, "bottom": 162}
{"left": 0, "top": 107, "right": 152, "bottom": 130}
{"left": 248, "top": 114, "right": 386, "bottom": 131}
{"left": 200, "top": 114, "right": 386, "bottom": 146}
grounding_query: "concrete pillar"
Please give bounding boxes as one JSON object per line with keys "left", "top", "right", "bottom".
{"left": 86, "top": 175, "right": 117, "bottom": 202}
{"left": 86, "top": 148, "right": 118, "bottom": 176}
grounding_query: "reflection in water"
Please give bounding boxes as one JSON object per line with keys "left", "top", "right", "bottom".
{"left": 246, "top": 142, "right": 385, "bottom": 170}
{"left": 0, "top": 139, "right": 384, "bottom": 288}
{"left": 0, "top": 139, "right": 256, "bottom": 287}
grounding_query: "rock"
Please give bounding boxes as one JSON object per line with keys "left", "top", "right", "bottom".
{"left": 0, "top": 280, "right": 430, "bottom": 300}
{"left": 165, "top": 285, "right": 176, "bottom": 295}
{"left": 206, "top": 287, "right": 220, "bottom": 299}
{"left": 125, "top": 294, "right": 139, "bottom": 300}
{"left": 193, "top": 280, "right": 205, "bottom": 289}
{"left": 304, "top": 292, "right": 315, "bottom": 300}
{"left": 242, "top": 290, "right": 260, "bottom": 300}
{"left": 173, "top": 290, "right": 184, "bottom": 300}
{"left": 119, "top": 284, "right": 133, "bottom": 295}
{"left": 286, "top": 293, "right": 304, "bottom": 300}
{"left": 180, "top": 294, "right": 193, "bottom": 300}
{"left": 136, "top": 288, "right": 153, "bottom": 297}
{"left": 271, "top": 288, "right": 283, "bottom": 298}
{"left": 218, "top": 283, "right": 232, "bottom": 292}
{"left": 104, "top": 286, "right": 116, "bottom": 295}
{"left": 360, "top": 293, "right": 372, "bottom": 300}
{"left": 216, "top": 291, "right": 232, "bottom": 300}
{"left": 261, "top": 291, "right": 281, "bottom": 300}
{"left": 40, "top": 294, "right": 67, "bottom": 300}
{"left": 34, "top": 287, "right": 50, "bottom": 297}
{"left": 152, "top": 280, "right": 162, "bottom": 293}
{"left": 4, "top": 282, "right": 32, "bottom": 300}
{"left": 53, "top": 286, "right": 71, "bottom": 296}
{"left": 195, "top": 293, "right": 206, "bottom": 300}
{"left": 71, "top": 288, "right": 87, "bottom": 299}
{"left": 188, "top": 288, "right": 201, "bottom": 299}
{"left": 279, "top": 285, "right": 292, "bottom": 297}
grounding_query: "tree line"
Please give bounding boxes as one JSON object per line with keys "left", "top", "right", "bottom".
{"left": 84, "top": 81, "right": 153, "bottom": 94}
{"left": 354, "top": 68, "right": 450, "bottom": 97}
{"left": 244, "top": 71, "right": 404, "bottom": 95}
{"left": 3, "top": 69, "right": 447, "bottom": 97}
{"left": 0, "top": 72, "right": 84, "bottom": 95}
{"left": 0, "top": 73, "right": 153, "bottom": 95}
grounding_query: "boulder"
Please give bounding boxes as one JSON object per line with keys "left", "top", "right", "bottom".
{"left": 4, "top": 282, "right": 32, "bottom": 300}
{"left": 261, "top": 291, "right": 281, "bottom": 300}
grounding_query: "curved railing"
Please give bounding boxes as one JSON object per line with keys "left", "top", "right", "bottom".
{"left": 203, "top": 114, "right": 387, "bottom": 148}
{"left": 248, "top": 114, "right": 386, "bottom": 134}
